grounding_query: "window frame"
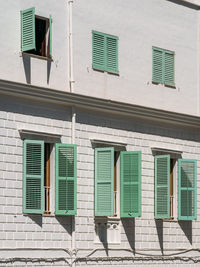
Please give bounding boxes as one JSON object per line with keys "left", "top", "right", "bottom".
{"left": 21, "top": 7, "right": 52, "bottom": 59}
{"left": 92, "top": 30, "right": 119, "bottom": 74}
{"left": 152, "top": 46, "right": 175, "bottom": 86}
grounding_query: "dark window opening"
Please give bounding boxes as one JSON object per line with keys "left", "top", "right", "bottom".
{"left": 44, "top": 143, "right": 50, "bottom": 214}
{"left": 29, "top": 17, "right": 48, "bottom": 57}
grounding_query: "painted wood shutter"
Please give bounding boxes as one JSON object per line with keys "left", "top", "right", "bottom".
{"left": 92, "top": 31, "right": 106, "bottom": 71}
{"left": 120, "top": 151, "right": 141, "bottom": 218}
{"left": 23, "top": 140, "right": 44, "bottom": 214}
{"left": 164, "top": 51, "right": 174, "bottom": 86}
{"left": 178, "top": 159, "right": 197, "bottom": 220}
{"left": 95, "top": 147, "right": 114, "bottom": 216}
{"left": 49, "top": 15, "right": 52, "bottom": 58}
{"left": 152, "top": 47, "right": 163, "bottom": 83}
{"left": 55, "top": 144, "right": 77, "bottom": 215}
{"left": 106, "top": 36, "right": 118, "bottom": 73}
{"left": 155, "top": 155, "right": 170, "bottom": 219}
{"left": 21, "top": 7, "right": 36, "bottom": 52}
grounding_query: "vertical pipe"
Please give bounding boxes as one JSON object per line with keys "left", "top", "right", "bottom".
{"left": 69, "top": 0, "right": 74, "bottom": 93}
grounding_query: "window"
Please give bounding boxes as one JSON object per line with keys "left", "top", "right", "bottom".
{"left": 152, "top": 47, "right": 175, "bottom": 86}
{"left": 21, "top": 7, "right": 52, "bottom": 58}
{"left": 23, "top": 140, "right": 76, "bottom": 215}
{"left": 94, "top": 147, "right": 141, "bottom": 218}
{"left": 155, "top": 155, "right": 197, "bottom": 220}
{"left": 92, "top": 31, "right": 118, "bottom": 74}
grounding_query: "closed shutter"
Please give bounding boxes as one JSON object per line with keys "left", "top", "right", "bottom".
{"left": 106, "top": 36, "right": 118, "bottom": 74}
{"left": 152, "top": 47, "right": 163, "bottom": 84}
{"left": 23, "top": 140, "right": 44, "bottom": 214}
{"left": 155, "top": 155, "right": 170, "bottom": 219}
{"left": 95, "top": 147, "right": 114, "bottom": 216}
{"left": 21, "top": 7, "right": 36, "bottom": 52}
{"left": 178, "top": 159, "right": 197, "bottom": 220}
{"left": 120, "top": 151, "right": 141, "bottom": 218}
{"left": 92, "top": 31, "right": 105, "bottom": 71}
{"left": 49, "top": 15, "right": 52, "bottom": 58}
{"left": 164, "top": 51, "right": 174, "bottom": 86}
{"left": 55, "top": 144, "right": 77, "bottom": 215}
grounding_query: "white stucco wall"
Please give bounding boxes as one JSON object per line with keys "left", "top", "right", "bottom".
{"left": 0, "top": 0, "right": 69, "bottom": 91}
{"left": 73, "top": 0, "right": 199, "bottom": 115}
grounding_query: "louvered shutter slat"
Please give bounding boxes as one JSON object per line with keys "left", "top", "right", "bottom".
{"left": 106, "top": 36, "right": 118, "bottom": 73}
{"left": 21, "top": 7, "right": 36, "bottom": 52}
{"left": 120, "top": 151, "right": 141, "bottom": 218}
{"left": 152, "top": 48, "right": 163, "bottom": 83}
{"left": 178, "top": 159, "right": 197, "bottom": 220}
{"left": 92, "top": 32, "right": 105, "bottom": 71}
{"left": 155, "top": 155, "right": 170, "bottom": 219}
{"left": 49, "top": 15, "right": 52, "bottom": 58}
{"left": 95, "top": 148, "right": 114, "bottom": 216}
{"left": 164, "top": 52, "right": 174, "bottom": 86}
{"left": 23, "top": 140, "right": 44, "bottom": 214}
{"left": 55, "top": 144, "right": 77, "bottom": 215}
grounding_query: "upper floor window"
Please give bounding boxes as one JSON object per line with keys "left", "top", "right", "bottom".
{"left": 152, "top": 47, "right": 175, "bottom": 86}
{"left": 21, "top": 7, "right": 52, "bottom": 58}
{"left": 92, "top": 31, "right": 118, "bottom": 74}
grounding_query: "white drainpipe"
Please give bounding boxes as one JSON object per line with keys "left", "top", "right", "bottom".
{"left": 68, "top": 0, "right": 74, "bottom": 93}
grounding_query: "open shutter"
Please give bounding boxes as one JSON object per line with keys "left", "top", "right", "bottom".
{"left": 178, "top": 159, "right": 197, "bottom": 220}
{"left": 152, "top": 47, "right": 163, "bottom": 84}
{"left": 120, "top": 151, "right": 141, "bottom": 218}
{"left": 55, "top": 144, "right": 77, "bottom": 215}
{"left": 164, "top": 51, "right": 174, "bottom": 86}
{"left": 23, "top": 140, "right": 44, "bottom": 214}
{"left": 92, "top": 31, "right": 106, "bottom": 71}
{"left": 21, "top": 7, "right": 35, "bottom": 52}
{"left": 49, "top": 15, "right": 52, "bottom": 58}
{"left": 95, "top": 147, "right": 114, "bottom": 216}
{"left": 106, "top": 35, "right": 118, "bottom": 74}
{"left": 155, "top": 155, "right": 170, "bottom": 219}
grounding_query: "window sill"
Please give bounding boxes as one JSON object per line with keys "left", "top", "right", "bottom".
{"left": 21, "top": 52, "right": 53, "bottom": 62}
{"left": 152, "top": 81, "right": 176, "bottom": 89}
{"left": 92, "top": 67, "right": 119, "bottom": 76}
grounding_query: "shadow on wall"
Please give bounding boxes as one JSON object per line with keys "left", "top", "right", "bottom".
{"left": 121, "top": 218, "right": 135, "bottom": 254}
{"left": 22, "top": 54, "right": 31, "bottom": 84}
{"left": 22, "top": 54, "right": 52, "bottom": 85}
{"left": 155, "top": 219, "right": 163, "bottom": 255}
{"left": 179, "top": 220, "right": 192, "bottom": 245}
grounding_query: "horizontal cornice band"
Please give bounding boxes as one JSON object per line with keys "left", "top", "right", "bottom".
{"left": 0, "top": 79, "right": 200, "bottom": 128}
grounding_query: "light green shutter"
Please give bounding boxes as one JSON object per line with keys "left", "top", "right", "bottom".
{"left": 155, "top": 155, "right": 170, "bottom": 219}
{"left": 49, "top": 15, "right": 52, "bottom": 58}
{"left": 23, "top": 140, "right": 44, "bottom": 214}
{"left": 120, "top": 151, "right": 141, "bottom": 218}
{"left": 152, "top": 47, "right": 163, "bottom": 83}
{"left": 95, "top": 147, "right": 114, "bottom": 216}
{"left": 21, "top": 7, "right": 35, "bottom": 52}
{"left": 178, "top": 159, "right": 197, "bottom": 220}
{"left": 55, "top": 144, "right": 77, "bottom": 215}
{"left": 106, "top": 36, "right": 118, "bottom": 74}
{"left": 164, "top": 51, "right": 174, "bottom": 86}
{"left": 92, "top": 31, "right": 106, "bottom": 71}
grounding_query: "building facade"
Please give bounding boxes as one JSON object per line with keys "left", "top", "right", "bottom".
{"left": 1, "top": 0, "right": 200, "bottom": 266}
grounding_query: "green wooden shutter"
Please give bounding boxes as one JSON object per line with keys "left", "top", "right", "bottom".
{"left": 178, "top": 159, "right": 197, "bottom": 220}
{"left": 23, "top": 140, "right": 44, "bottom": 214}
{"left": 21, "top": 7, "right": 36, "bottom": 52}
{"left": 92, "top": 31, "right": 106, "bottom": 71}
{"left": 49, "top": 15, "right": 52, "bottom": 58}
{"left": 106, "top": 35, "right": 118, "bottom": 74}
{"left": 55, "top": 144, "right": 77, "bottom": 215}
{"left": 155, "top": 155, "right": 170, "bottom": 219}
{"left": 152, "top": 47, "right": 163, "bottom": 84}
{"left": 164, "top": 51, "right": 174, "bottom": 86}
{"left": 120, "top": 151, "right": 141, "bottom": 218}
{"left": 95, "top": 147, "right": 114, "bottom": 216}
